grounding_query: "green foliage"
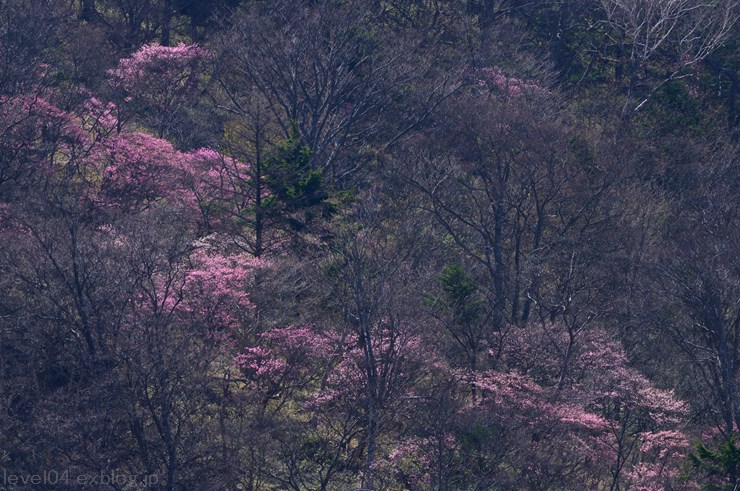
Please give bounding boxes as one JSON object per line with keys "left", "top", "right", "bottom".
{"left": 262, "top": 129, "right": 333, "bottom": 232}
{"left": 689, "top": 434, "right": 740, "bottom": 489}
{"left": 438, "top": 264, "right": 484, "bottom": 327}
{"left": 458, "top": 421, "right": 491, "bottom": 448}
{"left": 264, "top": 131, "right": 325, "bottom": 211}
{"left": 439, "top": 264, "right": 476, "bottom": 304}
{"left": 645, "top": 81, "right": 705, "bottom": 136}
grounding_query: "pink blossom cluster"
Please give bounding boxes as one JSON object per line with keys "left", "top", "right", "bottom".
{"left": 462, "top": 66, "right": 548, "bottom": 98}
{"left": 179, "top": 249, "right": 256, "bottom": 329}
{"left": 0, "top": 95, "right": 88, "bottom": 158}
{"left": 81, "top": 96, "right": 118, "bottom": 135}
{"left": 235, "top": 346, "right": 286, "bottom": 377}
{"left": 470, "top": 322, "right": 690, "bottom": 485}
{"left": 85, "top": 128, "right": 257, "bottom": 230}
{"left": 106, "top": 42, "right": 209, "bottom": 129}
{"left": 234, "top": 324, "right": 334, "bottom": 398}
{"left": 183, "top": 147, "right": 258, "bottom": 229}
{"left": 1, "top": 91, "right": 263, "bottom": 253}
{"left": 108, "top": 43, "right": 208, "bottom": 92}
{"left": 380, "top": 437, "right": 435, "bottom": 490}
{"left": 94, "top": 131, "right": 187, "bottom": 209}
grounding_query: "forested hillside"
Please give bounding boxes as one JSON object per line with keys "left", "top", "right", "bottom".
{"left": 0, "top": 1, "right": 738, "bottom": 489}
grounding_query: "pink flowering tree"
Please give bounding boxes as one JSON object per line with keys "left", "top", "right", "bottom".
{"left": 484, "top": 322, "right": 691, "bottom": 489}
{"left": 108, "top": 42, "right": 208, "bottom": 137}
{"left": 628, "top": 430, "right": 691, "bottom": 490}
{"left": 120, "top": 241, "right": 258, "bottom": 343}
{"left": 377, "top": 314, "right": 692, "bottom": 490}
{"left": 573, "top": 328, "right": 689, "bottom": 490}
{"left": 78, "top": 94, "right": 119, "bottom": 139}
{"left": 92, "top": 131, "right": 192, "bottom": 212}
{"left": 114, "top": 232, "right": 262, "bottom": 488}
{"left": 226, "top": 206, "right": 439, "bottom": 489}
{"left": 0, "top": 95, "right": 91, "bottom": 191}
{"left": 230, "top": 322, "right": 358, "bottom": 490}
{"left": 450, "top": 365, "right": 612, "bottom": 489}
{"left": 316, "top": 215, "right": 438, "bottom": 491}
{"left": 181, "top": 147, "right": 280, "bottom": 254}
{"left": 234, "top": 324, "right": 332, "bottom": 411}
{"left": 229, "top": 313, "right": 431, "bottom": 489}
{"left": 89, "top": 127, "right": 267, "bottom": 246}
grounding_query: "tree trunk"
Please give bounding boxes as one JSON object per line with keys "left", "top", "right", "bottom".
{"left": 80, "top": 0, "right": 96, "bottom": 21}
{"left": 161, "top": 0, "right": 173, "bottom": 46}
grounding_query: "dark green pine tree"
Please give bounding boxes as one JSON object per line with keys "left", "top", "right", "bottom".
{"left": 264, "top": 130, "right": 328, "bottom": 232}
{"left": 690, "top": 434, "right": 740, "bottom": 489}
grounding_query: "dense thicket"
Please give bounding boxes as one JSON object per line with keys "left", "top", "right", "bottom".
{"left": 0, "top": 1, "right": 737, "bottom": 489}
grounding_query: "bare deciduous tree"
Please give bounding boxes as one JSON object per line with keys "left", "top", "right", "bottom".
{"left": 600, "top": 0, "right": 739, "bottom": 115}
